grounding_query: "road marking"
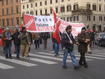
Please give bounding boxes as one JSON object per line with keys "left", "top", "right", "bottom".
{"left": 38, "top": 52, "right": 105, "bottom": 60}
{"left": 87, "top": 54, "right": 105, "bottom": 58}
{"left": 29, "top": 53, "right": 69, "bottom": 62}
{"left": 29, "top": 53, "right": 92, "bottom": 63}
{"left": 0, "top": 56, "right": 37, "bottom": 67}
{"left": 29, "top": 57, "right": 57, "bottom": 64}
{"left": 0, "top": 63, "right": 14, "bottom": 69}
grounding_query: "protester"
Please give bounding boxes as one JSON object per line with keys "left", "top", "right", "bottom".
{"left": 20, "top": 27, "right": 31, "bottom": 57}
{"left": 77, "top": 27, "right": 90, "bottom": 68}
{"left": 41, "top": 32, "right": 50, "bottom": 49}
{"left": 62, "top": 25, "right": 79, "bottom": 69}
{"left": 12, "top": 29, "right": 21, "bottom": 58}
{"left": 2, "top": 28, "right": 12, "bottom": 58}
{"left": 28, "top": 32, "right": 33, "bottom": 53}
{"left": 52, "top": 35, "right": 59, "bottom": 56}
{"left": 34, "top": 33, "right": 40, "bottom": 49}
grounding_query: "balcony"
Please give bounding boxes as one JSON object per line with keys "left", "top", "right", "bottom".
{"left": 72, "top": 9, "right": 92, "bottom": 15}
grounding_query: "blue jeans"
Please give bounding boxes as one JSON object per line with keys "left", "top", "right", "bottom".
{"left": 15, "top": 45, "right": 20, "bottom": 57}
{"left": 53, "top": 43, "right": 59, "bottom": 55}
{"left": 63, "top": 49, "right": 78, "bottom": 66}
{"left": 4, "top": 44, "right": 12, "bottom": 58}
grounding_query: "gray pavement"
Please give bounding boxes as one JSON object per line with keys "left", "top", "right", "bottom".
{"left": 0, "top": 40, "right": 105, "bottom": 79}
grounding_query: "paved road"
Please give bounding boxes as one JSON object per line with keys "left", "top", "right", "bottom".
{"left": 0, "top": 41, "right": 105, "bottom": 79}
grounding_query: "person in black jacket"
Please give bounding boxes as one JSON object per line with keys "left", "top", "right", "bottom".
{"left": 78, "top": 27, "right": 90, "bottom": 68}
{"left": 62, "top": 25, "right": 79, "bottom": 69}
{"left": 12, "top": 29, "right": 21, "bottom": 58}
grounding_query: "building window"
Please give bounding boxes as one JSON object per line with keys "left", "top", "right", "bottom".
{"left": 50, "top": 0, "right": 52, "bottom": 4}
{"left": 45, "top": 9, "right": 47, "bottom": 15}
{"left": 2, "top": 0, "right": 4, "bottom": 5}
{"left": 93, "top": 4, "right": 96, "bottom": 11}
{"left": 2, "top": 19, "right": 5, "bottom": 26}
{"left": 70, "top": 17, "right": 72, "bottom": 21}
{"left": 6, "top": 0, "right": 8, "bottom": 5}
{"left": 45, "top": 1, "right": 47, "bottom": 5}
{"left": 30, "top": 11, "right": 34, "bottom": 15}
{"left": 99, "top": 16, "right": 102, "bottom": 21}
{"left": 40, "top": 2, "right": 42, "bottom": 6}
{"left": 11, "top": 7, "right": 13, "bottom": 14}
{"left": 56, "top": 0, "right": 58, "bottom": 3}
{"left": 73, "top": 4, "right": 78, "bottom": 10}
{"left": 31, "top": 3, "right": 33, "bottom": 8}
{"left": 16, "top": 17, "right": 19, "bottom": 25}
{"left": 104, "top": 16, "right": 105, "bottom": 21}
{"left": 50, "top": 8, "right": 52, "bottom": 14}
{"left": 63, "top": 17, "right": 65, "bottom": 20}
{"left": 40, "top": 10, "right": 42, "bottom": 15}
{"left": 99, "top": 4, "right": 102, "bottom": 11}
{"left": 16, "top": 6, "right": 19, "bottom": 14}
{"left": 26, "top": 11, "right": 29, "bottom": 14}
{"left": 93, "top": 16, "right": 95, "bottom": 21}
{"left": 36, "top": 10, "right": 38, "bottom": 15}
{"left": 16, "top": 0, "right": 19, "bottom": 2}
{"left": 73, "top": 16, "right": 75, "bottom": 21}
{"left": 27, "top": 4, "right": 29, "bottom": 8}
{"left": 35, "top": 3, "right": 37, "bottom": 7}
{"left": 87, "top": 15, "right": 91, "bottom": 21}
{"left": 87, "top": 4, "right": 91, "bottom": 10}
{"left": 62, "top": 0, "right": 64, "bottom": 2}
{"left": 67, "top": 17, "right": 70, "bottom": 21}
{"left": 56, "top": 7, "right": 58, "bottom": 13}
{"left": 61, "top": 6, "right": 65, "bottom": 13}
{"left": 6, "top": 8, "right": 9, "bottom": 15}
{"left": 6, "top": 18, "right": 9, "bottom": 26}
{"left": 23, "top": 5, "right": 25, "bottom": 9}
{"left": 77, "top": 16, "right": 79, "bottom": 21}
{"left": 104, "top": 5, "right": 105, "bottom": 12}
{"left": 2, "top": 9, "right": 4, "bottom": 16}
{"left": 11, "top": 18, "right": 14, "bottom": 26}
{"left": 67, "top": 5, "right": 71, "bottom": 12}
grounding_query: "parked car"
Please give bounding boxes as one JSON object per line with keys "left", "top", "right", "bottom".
{"left": 95, "top": 32, "right": 105, "bottom": 47}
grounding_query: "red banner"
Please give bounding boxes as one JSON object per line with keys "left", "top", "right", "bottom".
{"left": 24, "top": 14, "right": 55, "bottom": 32}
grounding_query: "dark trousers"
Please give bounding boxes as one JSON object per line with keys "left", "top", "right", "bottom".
{"left": 79, "top": 52, "right": 87, "bottom": 65}
{"left": 34, "top": 40, "right": 40, "bottom": 49}
{"left": 15, "top": 45, "right": 20, "bottom": 58}
{"left": 43, "top": 39, "right": 47, "bottom": 49}
{"left": 4, "top": 44, "right": 12, "bottom": 58}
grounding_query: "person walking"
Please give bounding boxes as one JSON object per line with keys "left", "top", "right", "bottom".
{"left": 62, "top": 25, "right": 79, "bottom": 69}
{"left": 20, "top": 27, "right": 31, "bottom": 57}
{"left": 77, "top": 27, "right": 90, "bottom": 68}
{"left": 12, "top": 29, "right": 21, "bottom": 58}
{"left": 2, "top": 28, "right": 12, "bottom": 58}
{"left": 41, "top": 32, "right": 50, "bottom": 49}
{"left": 34, "top": 33, "right": 40, "bottom": 49}
{"left": 52, "top": 36, "right": 59, "bottom": 56}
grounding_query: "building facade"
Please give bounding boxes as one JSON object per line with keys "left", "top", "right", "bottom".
{"left": 0, "top": 0, "right": 21, "bottom": 27}
{"left": 21, "top": 0, "right": 105, "bottom": 32}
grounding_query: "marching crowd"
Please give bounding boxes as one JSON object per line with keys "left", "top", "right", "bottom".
{"left": 1, "top": 25, "right": 95, "bottom": 70}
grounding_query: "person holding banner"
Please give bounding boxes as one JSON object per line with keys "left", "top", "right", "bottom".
{"left": 52, "top": 35, "right": 60, "bottom": 56}
{"left": 41, "top": 32, "right": 50, "bottom": 49}
{"left": 62, "top": 25, "right": 79, "bottom": 69}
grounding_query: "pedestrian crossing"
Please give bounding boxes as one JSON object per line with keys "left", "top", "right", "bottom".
{"left": 0, "top": 51, "right": 105, "bottom": 70}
